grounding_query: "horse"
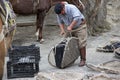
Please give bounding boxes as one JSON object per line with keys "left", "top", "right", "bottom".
{"left": 0, "top": 0, "right": 16, "bottom": 79}
{"left": 9, "top": 0, "right": 84, "bottom": 43}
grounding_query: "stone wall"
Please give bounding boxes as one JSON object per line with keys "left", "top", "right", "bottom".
{"left": 81, "top": 0, "right": 120, "bottom": 35}
{"left": 106, "top": 0, "right": 120, "bottom": 26}
{"left": 82, "top": 0, "right": 109, "bottom": 35}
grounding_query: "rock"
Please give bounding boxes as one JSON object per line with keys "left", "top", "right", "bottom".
{"left": 36, "top": 71, "right": 84, "bottom": 80}
{"left": 86, "top": 60, "right": 120, "bottom": 74}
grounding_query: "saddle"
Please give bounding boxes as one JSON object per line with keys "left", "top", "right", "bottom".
{"left": 48, "top": 37, "right": 80, "bottom": 68}
{"left": 0, "top": 0, "right": 16, "bottom": 36}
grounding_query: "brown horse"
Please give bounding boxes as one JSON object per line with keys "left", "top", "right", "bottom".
{"left": 9, "top": 0, "right": 84, "bottom": 42}
{"left": 0, "top": 0, "right": 16, "bottom": 79}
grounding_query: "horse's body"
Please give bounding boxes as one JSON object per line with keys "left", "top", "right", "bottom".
{"left": 0, "top": 0, "right": 16, "bottom": 79}
{"left": 9, "top": 0, "right": 83, "bottom": 42}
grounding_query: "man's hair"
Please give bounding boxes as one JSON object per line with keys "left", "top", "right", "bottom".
{"left": 54, "top": 3, "right": 64, "bottom": 14}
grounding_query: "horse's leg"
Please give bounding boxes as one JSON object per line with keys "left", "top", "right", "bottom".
{"left": 0, "top": 18, "right": 6, "bottom": 80}
{"left": 0, "top": 39, "right": 6, "bottom": 79}
{"left": 36, "top": 10, "right": 46, "bottom": 43}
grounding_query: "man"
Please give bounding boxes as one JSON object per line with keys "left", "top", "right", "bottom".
{"left": 54, "top": 2, "right": 87, "bottom": 66}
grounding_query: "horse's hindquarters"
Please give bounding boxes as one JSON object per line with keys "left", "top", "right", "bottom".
{"left": 10, "top": 0, "right": 36, "bottom": 14}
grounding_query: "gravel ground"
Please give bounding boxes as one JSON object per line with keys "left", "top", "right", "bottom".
{"left": 2, "top": 10, "right": 120, "bottom": 80}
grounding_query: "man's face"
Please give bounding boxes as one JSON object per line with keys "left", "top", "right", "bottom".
{"left": 60, "top": 8, "right": 65, "bottom": 15}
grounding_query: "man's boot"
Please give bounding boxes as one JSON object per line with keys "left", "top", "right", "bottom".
{"left": 79, "top": 47, "right": 86, "bottom": 66}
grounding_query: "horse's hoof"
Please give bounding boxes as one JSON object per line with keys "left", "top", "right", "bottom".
{"left": 40, "top": 39, "right": 45, "bottom": 43}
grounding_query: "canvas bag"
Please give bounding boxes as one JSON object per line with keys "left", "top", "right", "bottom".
{"left": 48, "top": 37, "right": 80, "bottom": 68}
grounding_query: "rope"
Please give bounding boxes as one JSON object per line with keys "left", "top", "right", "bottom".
{"left": 78, "top": 0, "right": 85, "bottom": 10}
{"left": 48, "top": 47, "right": 56, "bottom": 67}
{"left": 66, "top": 24, "right": 86, "bottom": 39}
{"left": 0, "top": 3, "right": 6, "bottom": 18}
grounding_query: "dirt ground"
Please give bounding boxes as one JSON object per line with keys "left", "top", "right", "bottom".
{"left": 2, "top": 9, "right": 120, "bottom": 80}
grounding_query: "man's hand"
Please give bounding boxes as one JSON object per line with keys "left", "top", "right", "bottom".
{"left": 67, "top": 20, "right": 77, "bottom": 31}
{"left": 67, "top": 26, "right": 72, "bottom": 31}
{"left": 60, "top": 31, "right": 66, "bottom": 35}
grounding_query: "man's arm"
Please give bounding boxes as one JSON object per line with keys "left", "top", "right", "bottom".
{"left": 67, "top": 18, "right": 86, "bottom": 31}
{"left": 59, "top": 24, "right": 66, "bottom": 35}
{"left": 57, "top": 15, "right": 66, "bottom": 35}
{"left": 67, "top": 4, "right": 85, "bottom": 31}
{"left": 67, "top": 20, "right": 77, "bottom": 31}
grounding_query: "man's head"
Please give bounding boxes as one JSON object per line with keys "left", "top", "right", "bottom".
{"left": 54, "top": 3, "right": 65, "bottom": 15}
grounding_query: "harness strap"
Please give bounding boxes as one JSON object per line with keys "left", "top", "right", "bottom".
{"left": 0, "top": 13, "right": 5, "bottom": 24}
{"left": 4, "top": 1, "right": 11, "bottom": 28}
{"left": 0, "top": 3, "right": 6, "bottom": 25}
{"left": 0, "top": 3, "right": 6, "bottom": 18}
{"left": 33, "top": 0, "right": 40, "bottom": 11}
{"left": 0, "top": 29, "right": 4, "bottom": 42}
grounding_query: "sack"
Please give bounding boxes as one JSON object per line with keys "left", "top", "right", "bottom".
{"left": 48, "top": 37, "right": 80, "bottom": 68}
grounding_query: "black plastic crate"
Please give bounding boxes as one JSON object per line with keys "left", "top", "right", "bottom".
{"left": 7, "top": 44, "right": 40, "bottom": 79}
{"left": 7, "top": 61, "right": 39, "bottom": 79}
{"left": 8, "top": 44, "right": 40, "bottom": 63}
